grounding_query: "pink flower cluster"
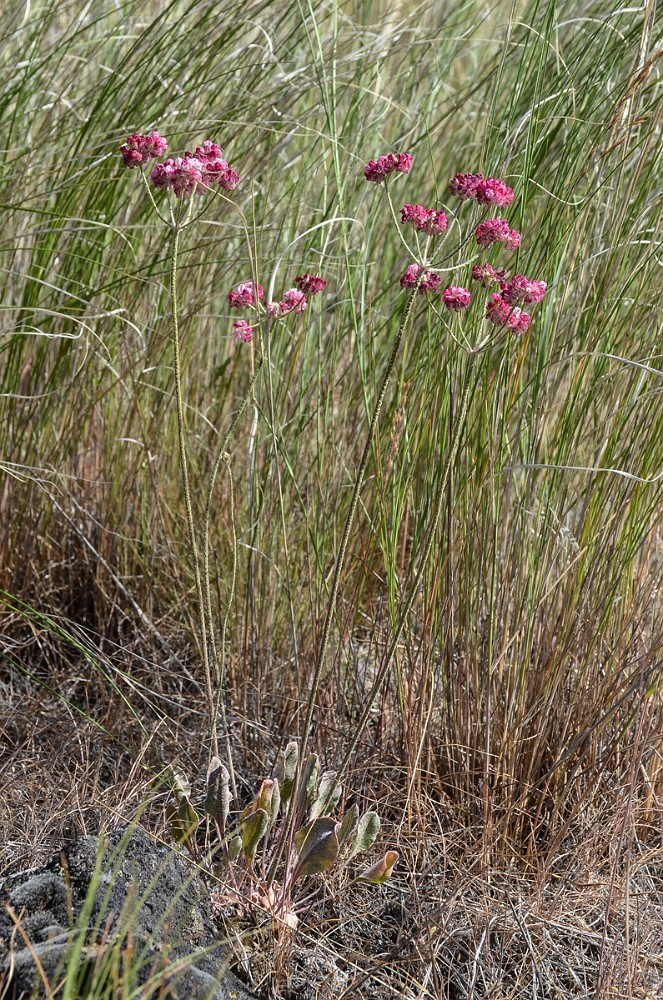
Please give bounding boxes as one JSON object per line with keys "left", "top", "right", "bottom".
{"left": 267, "top": 288, "right": 308, "bottom": 318}
{"left": 400, "top": 204, "right": 448, "bottom": 236}
{"left": 499, "top": 274, "right": 547, "bottom": 305}
{"left": 120, "top": 131, "right": 168, "bottom": 168}
{"left": 295, "top": 273, "right": 327, "bottom": 295}
{"left": 443, "top": 286, "right": 471, "bottom": 311}
{"left": 228, "top": 281, "right": 264, "bottom": 309}
{"left": 475, "top": 218, "right": 521, "bottom": 251}
{"left": 364, "top": 152, "right": 412, "bottom": 183}
{"left": 400, "top": 264, "right": 441, "bottom": 294}
{"left": 471, "top": 263, "right": 506, "bottom": 287}
{"left": 232, "top": 319, "right": 254, "bottom": 343}
{"left": 121, "top": 132, "right": 239, "bottom": 197}
{"left": 483, "top": 273, "right": 546, "bottom": 332}
{"left": 226, "top": 273, "right": 325, "bottom": 337}
{"left": 485, "top": 294, "right": 531, "bottom": 333}
{"left": 449, "top": 172, "right": 514, "bottom": 206}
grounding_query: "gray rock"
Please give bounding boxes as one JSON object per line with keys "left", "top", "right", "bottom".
{"left": 0, "top": 827, "right": 256, "bottom": 1000}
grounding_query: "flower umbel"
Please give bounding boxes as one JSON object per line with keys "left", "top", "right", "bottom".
{"left": 231, "top": 319, "right": 253, "bottom": 343}
{"left": 486, "top": 293, "right": 531, "bottom": 333}
{"left": 500, "top": 275, "right": 547, "bottom": 305}
{"left": 120, "top": 131, "right": 168, "bottom": 168}
{"left": 294, "top": 274, "right": 327, "bottom": 295}
{"left": 228, "top": 282, "right": 265, "bottom": 309}
{"left": 364, "top": 152, "right": 412, "bottom": 183}
{"left": 475, "top": 218, "right": 521, "bottom": 251}
{"left": 442, "top": 286, "right": 471, "bottom": 311}
{"left": 471, "top": 264, "right": 507, "bottom": 287}
{"left": 449, "top": 172, "right": 514, "bottom": 206}
{"left": 400, "top": 204, "right": 448, "bottom": 236}
{"left": 400, "top": 264, "right": 441, "bottom": 294}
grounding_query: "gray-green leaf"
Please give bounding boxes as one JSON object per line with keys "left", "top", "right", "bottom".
{"left": 274, "top": 741, "right": 299, "bottom": 806}
{"left": 293, "top": 817, "right": 339, "bottom": 881}
{"left": 349, "top": 811, "right": 380, "bottom": 859}
{"left": 239, "top": 808, "right": 269, "bottom": 864}
{"left": 310, "top": 770, "right": 342, "bottom": 821}
{"left": 205, "top": 758, "right": 231, "bottom": 830}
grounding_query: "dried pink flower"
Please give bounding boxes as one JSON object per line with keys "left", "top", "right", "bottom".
{"left": 449, "top": 171, "right": 514, "bottom": 206}
{"left": 442, "top": 286, "right": 471, "bottom": 311}
{"left": 294, "top": 274, "right": 326, "bottom": 295}
{"left": 500, "top": 275, "right": 547, "bottom": 305}
{"left": 486, "top": 293, "right": 531, "bottom": 333}
{"left": 471, "top": 264, "right": 506, "bottom": 287}
{"left": 120, "top": 131, "right": 168, "bottom": 168}
{"left": 399, "top": 264, "right": 441, "bottom": 294}
{"left": 232, "top": 319, "right": 253, "bottom": 343}
{"left": 364, "top": 152, "right": 412, "bottom": 183}
{"left": 400, "top": 204, "right": 448, "bottom": 236}
{"left": 228, "top": 281, "right": 264, "bottom": 309}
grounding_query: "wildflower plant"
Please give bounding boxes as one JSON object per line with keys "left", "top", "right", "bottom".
{"left": 120, "top": 132, "right": 325, "bottom": 778}
{"left": 166, "top": 743, "right": 398, "bottom": 929}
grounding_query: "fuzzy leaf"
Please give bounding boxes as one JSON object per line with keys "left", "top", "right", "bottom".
{"left": 274, "top": 741, "right": 299, "bottom": 806}
{"left": 256, "top": 778, "right": 280, "bottom": 830}
{"left": 169, "top": 763, "right": 192, "bottom": 802}
{"left": 293, "top": 817, "right": 339, "bottom": 880}
{"left": 310, "top": 770, "right": 342, "bottom": 821}
{"left": 239, "top": 808, "right": 269, "bottom": 863}
{"left": 205, "top": 758, "right": 232, "bottom": 830}
{"left": 349, "top": 811, "right": 380, "bottom": 859}
{"left": 227, "top": 834, "right": 242, "bottom": 863}
{"left": 357, "top": 850, "right": 399, "bottom": 884}
{"left": 166, "top": 798, "right": 199, "bottom": 849}
{"left": 295, "top": 754, "right": 319, "bottom": 820}
{"left": 337, "top": 804, "right": 359, "bottom": 849}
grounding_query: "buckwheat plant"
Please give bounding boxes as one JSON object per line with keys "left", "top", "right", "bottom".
{"left": 166, "top": 743, "right": 398, "bottom": 929}
{"left": 120, "top": 134, "right": 325, "bottom": 771}
{"left": 292, "top": 157, "right": 547, "bottom": 823}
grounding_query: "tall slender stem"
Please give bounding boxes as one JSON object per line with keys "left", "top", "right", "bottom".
{"left": 169, "top": 224, "right": 216, "bottom": 754}
{"left": 334, "top": 354, "right": 477, "bottom": 788}
{"left": 203, "top": 357, "right": 264, "bottom": 786}
{"left": 300, "top": 280, "right": 422, "bottom": 760}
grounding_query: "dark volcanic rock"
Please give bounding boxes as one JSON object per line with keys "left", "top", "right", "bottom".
{"left": 0, "top": 827, "right": 256, "bottom": 999}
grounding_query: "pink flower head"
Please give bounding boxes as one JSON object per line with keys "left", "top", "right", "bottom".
{"left": 442, "top": 286, "right": 471, "bottom": 311}
{"left": 475, "top": 176, "right": 515, "bottom": 207}
{"left": 280, "top": 288, "right": 308, "bottom": 314}
{"left": 150, "top": 156, "right": 204, "bottom": 198}
{"left": 266, "top": 301, "right": 283, "bottom": 319}
{"left": 399, "top": 264, "right": 441, "bottom": 294}
{"left": 232, "top": 319, "right": 253, "bottom": 343}
{"left": 228, "top": 281, "right": 264, "bottom": 309}
{"left": 471, "top": 263, "right": 506, "bottom": 287}
{"left": 400, "top": 204, "right": 448, "bottom": 236}
{"left": 194, "top": 140, "right": 224, "bottom": 161}
{"left": 500, "top": 275, "right": 547, "bottom": 306}
{"left": 294, "top": 273, "right": 327, "bottom": 295}
{"left": 120, "top": 131, "right": 168, "bottom": 168}
{"left": 449, "top": 172, "right": 483, "bottom": 201}
{"left": 364, "top": 152, "right": 413, "bottom": 183}
{"left": 449, "top": 171, "right": 514, "bottom": 206}
{"left": 475, "top": 218, "right": 521, "bottom": 251}
{"left": 486, "top": 293, "right": 531, "bottom": 333}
